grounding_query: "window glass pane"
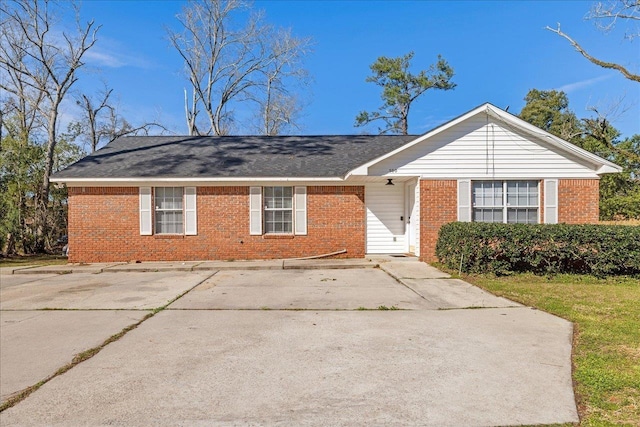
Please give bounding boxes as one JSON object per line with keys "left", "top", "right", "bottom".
{"left": 506, "top": 181, "right": 538, "bottom": 207}
{"left": 507, "top": 208, "right": 538, "bottom": 224}
{"left": 474, "top": 208, "right": 503, "bottom": 223}
{"left": 507, "top": 181, "right": 517, "bottom": 206}
{"left": 264, "top": 187, "right": 293, "bottom": 233}
{"left": 154, "top": 187, "right": 184, "bottom": 233}
{"left": 474, "top": 181, "right": 499, "bottom": 207}
{"left": 473, "top": 183, "right": 483, "bottom": 206}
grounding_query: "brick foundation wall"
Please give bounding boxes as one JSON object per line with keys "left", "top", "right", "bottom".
{"left": 558, "top": 179, "right": 599, "bottom": 223}
{"left": 419, "top": 180, "right": 457, "bottom": 263}
{"left": 68, "top": 186, "right": 365, "bottom": 263}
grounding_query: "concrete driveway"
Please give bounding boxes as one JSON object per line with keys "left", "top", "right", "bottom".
{"left": 0, "top": 259, "right": 578, "bottom": 426}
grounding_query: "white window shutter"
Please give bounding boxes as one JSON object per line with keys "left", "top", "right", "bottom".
{"left": 184, "top": 187, "right": 197, "bottom": 235}
{"left": 139, "top": 187, "right": 152, "bottom": 235}
{"left": 249, "top": 187, "right": 262, "bottom": 235}
{"left": 544, "top": 179, "right": 558, "bottom": 224}
{"left": 457, "top": 180, "right": 471, "bottom": 222}
{"left": 294, "top": 186, "right": 307, "bottom": 235}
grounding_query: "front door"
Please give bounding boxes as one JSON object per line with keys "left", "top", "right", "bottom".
{"left": 366, "top": 183, "right": 406, "bottom": 254}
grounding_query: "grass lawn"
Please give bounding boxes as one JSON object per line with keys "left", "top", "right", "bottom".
{"left": 0, "top": 254, "right": 68, "bottom": 268}
{"left": 463, "top": 273, "right": 639, "bottom": 426}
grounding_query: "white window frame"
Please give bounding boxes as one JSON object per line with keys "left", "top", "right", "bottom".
{"left": 263, "top": 186, "right": 294, "bottom": 234}
{"left": 251, "top": 186, "right": 307, "bottom": 236}
{"left": 142, "top": 186, "right": 197, "bottom": 235}
{"left": 472, "top": 180, "right": 540, "bottom": 224}
{"left": 155, "top": 187, "right": 185, "bottom": 234}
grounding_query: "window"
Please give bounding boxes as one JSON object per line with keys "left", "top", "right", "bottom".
{"left": 264, "top": 186, "right": 293, "bottom": 233}
{"left": 155, "top": 187, "right": 184, "bottom": 234}
{"left": 472, "top": 180, "right": 538, "bottom": 224}
{"left": 250, "top": 186, "right": 306, "bottom": 236}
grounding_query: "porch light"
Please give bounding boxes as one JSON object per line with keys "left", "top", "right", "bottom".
{"left": 386, "top": 178, "right": 394, "bottom": 186}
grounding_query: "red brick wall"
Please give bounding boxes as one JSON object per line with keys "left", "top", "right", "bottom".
{"left": 418, "top": 178, "right": 599, "bottom": 262}
{"left": 558, "top": 179, "right": 599, "bottom": 223}
{"left": 419, "top": 180, "right": 457, "bottom": 263}
{"left": 67, "top": 186, "right": 365, "bottom": 263}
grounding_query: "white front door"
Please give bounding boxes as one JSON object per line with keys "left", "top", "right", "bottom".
{"left": 366, "top": 183, "right": 406, "bottom": 254}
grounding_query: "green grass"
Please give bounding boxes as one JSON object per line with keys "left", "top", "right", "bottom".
{"left": 462, "top": 272, "right": 639, "bottom": 426}
{"left": 0, "top": 254, "right": 68, "bottom": 268}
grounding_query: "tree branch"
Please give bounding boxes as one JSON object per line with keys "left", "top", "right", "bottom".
{"left": 546, "top": 24, "right": 640, "bottom": 82}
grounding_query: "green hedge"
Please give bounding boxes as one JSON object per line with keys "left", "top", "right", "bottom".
{"left": 435, "top": 222, "right": 640, "bottom": 277}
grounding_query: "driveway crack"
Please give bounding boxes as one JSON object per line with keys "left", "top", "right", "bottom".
{"left": 0, "top": 271, "right": 217, "bottom": 413}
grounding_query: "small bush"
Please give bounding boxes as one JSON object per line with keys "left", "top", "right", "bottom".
{"left": 436, "top": 222, "right": 640, "bottom": 277}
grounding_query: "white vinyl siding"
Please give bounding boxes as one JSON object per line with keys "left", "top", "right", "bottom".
{"left": 139, "top": 187, "right": 152, "bottom": 235}
{"left": 249, "top": 187, "right": 262, "bottom": 235}
{"left": 369, "top": 115, "right": 599, "bottom": 179}
{"left": 184, "top": 187, "right": 197, "bottom": 235}
{"left": 544, "top": 179, "right": 558, "bottom": 224}
{"left": 366, "top": 183, "right": 405, "bottom": 254}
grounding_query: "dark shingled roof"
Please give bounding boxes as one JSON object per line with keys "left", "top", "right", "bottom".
{"left": 52, "top": 135, "right": 418, "bottom": 179}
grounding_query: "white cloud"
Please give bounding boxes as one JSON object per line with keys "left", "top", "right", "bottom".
{"left": 84, "top": 50, "right": 126, "bottom": 68}
{"left": 554, "top": 74, "right": 614, "bottom": 93}
{"left": 84, "top": 45, "right": 153, "bottom": 69}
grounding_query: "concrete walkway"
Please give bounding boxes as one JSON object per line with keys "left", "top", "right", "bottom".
{"left": 6, "top": 257, "right": 378, "bottom": 274}
{"left": 0, "top": 257, "right": 578, "bottom": 426}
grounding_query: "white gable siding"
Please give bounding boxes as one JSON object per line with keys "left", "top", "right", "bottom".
{"left": 369, "top": 115, "right": 599, "bottom": 179}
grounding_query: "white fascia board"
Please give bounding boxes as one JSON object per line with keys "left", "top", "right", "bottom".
{"left": 344, "top": 103, "right": 495, "bottom": 178}
{"left": 597, "top": 164, "right": 623, "bottom": 174}
{"left": 53, "top": 176, "right": 346, "bottom": 186}
{"left": 484, "top": 105, "right": 623, "bottom": 174}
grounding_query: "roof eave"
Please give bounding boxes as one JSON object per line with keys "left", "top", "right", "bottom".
{"left": 50, "top": 176, "right": 347, "bottom": 185}
{"left": 345, "top": 103, "right": 623, "bottom": 177}
{"left": 484, "top": 105, "right": 623, "bottom": 174}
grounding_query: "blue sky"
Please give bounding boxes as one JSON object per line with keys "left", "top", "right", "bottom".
{"left": 74, "top": 0, "right": 639, "bottom": 139}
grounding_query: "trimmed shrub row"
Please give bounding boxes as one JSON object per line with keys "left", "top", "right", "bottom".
{"left": 435, "top": 222, "right": 640, "bottom": 277}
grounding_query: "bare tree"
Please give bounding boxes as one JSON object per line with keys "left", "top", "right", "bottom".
{"left": 250, "top": 29, "right": 310, "bottom": 135}
{"left": 168, "top": 0, "right": 310, "bottom": 136}
{"left": 590, "top": 0, "right": 640, "bottom": 39}
{"left": 77, "top": 86, "right": 113, "bottom": 153}
{"left": 0, "top": 0, "right": 98, "bottom": 251}
{"left": 76, "top": 86, "right": 169, "bottom": 152}
{"left": 546, "top": 0, "right": 640, "bottom": 83}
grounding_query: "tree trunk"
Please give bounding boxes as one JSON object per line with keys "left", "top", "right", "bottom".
{"left": 34, "top": 109, "right": 58, "bottom": 253}
{"left": 2, "top": 233, "right": 15, "bottom": 257}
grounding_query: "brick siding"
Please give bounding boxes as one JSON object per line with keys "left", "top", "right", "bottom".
{"left": 419, "top": 180, "right": 458, "bottom": 263}
{"left": 417, "top": 178, "right": 599, "bottom": 263}
{"left": 68, "top": 179, "right": 599, "bottom": 263}
{"left": 558, "top": 179, "right": 599, "bottom": 223}
{"left": 67, "top": 186, "right": 365, "bottom": 263}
